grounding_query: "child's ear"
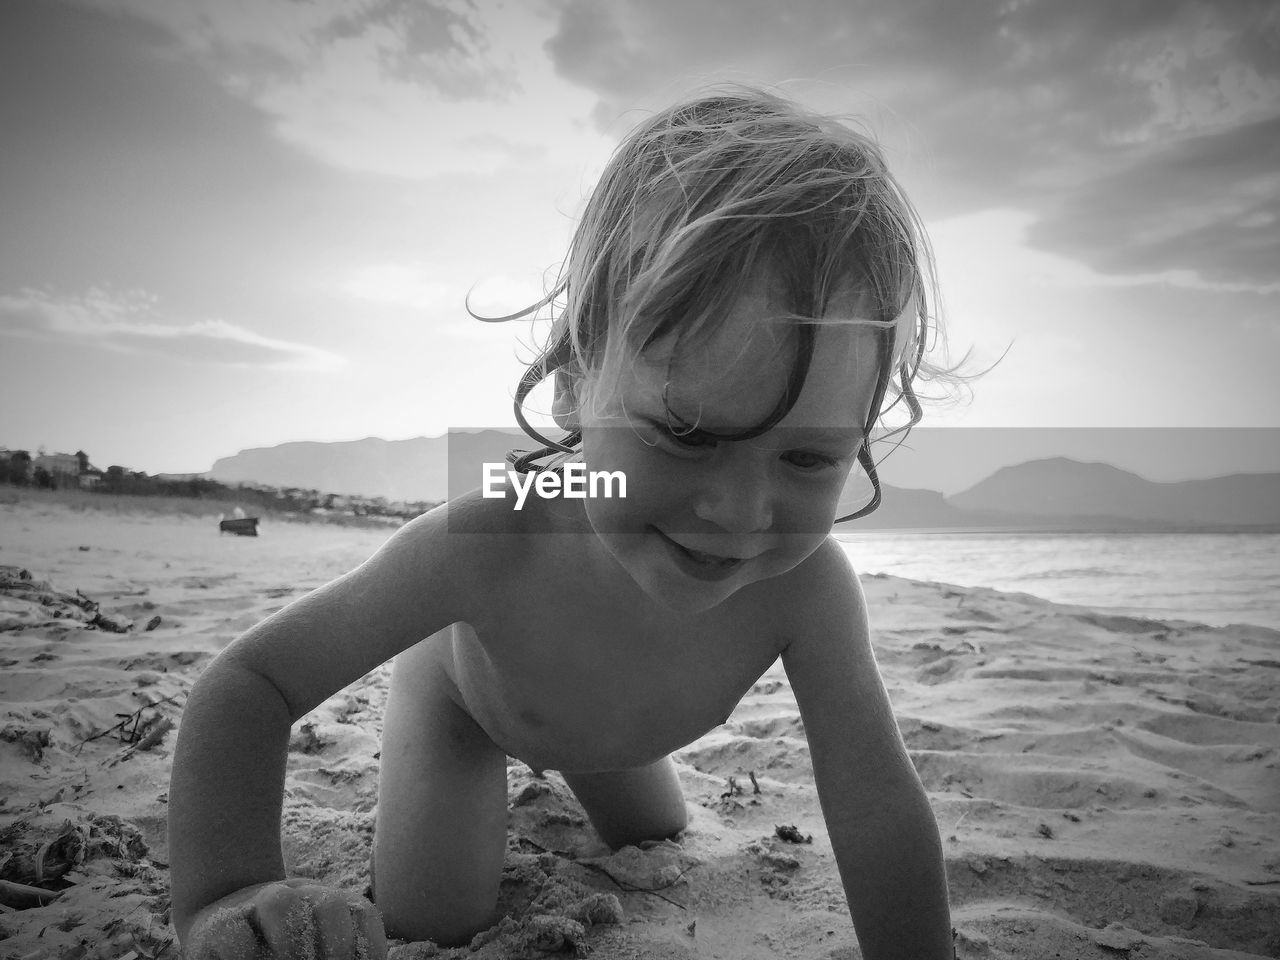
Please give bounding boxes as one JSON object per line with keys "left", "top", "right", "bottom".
{"left": 551, "top": 368, "right": 581, "bottom": 431}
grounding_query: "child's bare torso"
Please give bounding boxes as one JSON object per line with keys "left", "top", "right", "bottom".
{"left": 407, "top": 491, "right": 795, "bottom": 774}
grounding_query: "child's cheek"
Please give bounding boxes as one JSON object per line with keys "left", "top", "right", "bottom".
{"left": 585, "top": 452, "right": 682, "bottom": 533}
{"left": 776, "top": 483, "right": 846, "bottom": 536}
{"left": 579, "top": 430, "right": 673, "bottom": 517}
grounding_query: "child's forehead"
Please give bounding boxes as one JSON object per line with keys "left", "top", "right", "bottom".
{"left": 625, "top": 283, "right": 883, "bottom": 431}
{"left": 652, "top": 273, "right": 874, "bottom": 357}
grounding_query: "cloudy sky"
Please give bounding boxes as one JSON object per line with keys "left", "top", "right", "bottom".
{"left": 1, "top": 0, "right": 1277, "bottom": 479}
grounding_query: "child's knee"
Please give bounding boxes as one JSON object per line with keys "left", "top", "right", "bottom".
{"left": 642, "top": 797, "right": 689, "bottom": 841}
{"left": 670, "top": 801, "right": 690, "bottom": 835}
{"left": 564, "top": 759, "right": 689, "bottom": 849}
{"left": 615, "top": 809, "right": 686, "bottom": 850}
{"left": 594, "top": 788, "right": 689, "bottom": 850}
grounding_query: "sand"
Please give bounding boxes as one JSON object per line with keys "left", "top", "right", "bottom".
{"left": 1, "top": 491, "right": 1277, "bottom": 959}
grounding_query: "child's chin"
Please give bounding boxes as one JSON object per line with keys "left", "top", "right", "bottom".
{"left": 631, "top": 567, "right": 745, "bottom": 614}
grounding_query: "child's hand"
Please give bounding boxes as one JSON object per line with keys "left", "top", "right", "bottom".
{"left": 183, "top": 878, "right": 388, "bottom": 959}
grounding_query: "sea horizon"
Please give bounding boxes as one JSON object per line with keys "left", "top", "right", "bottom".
{"left": 837, "top": 529, "right": 1280, "bottom": 633}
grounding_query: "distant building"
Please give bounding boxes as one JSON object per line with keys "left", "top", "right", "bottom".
{"left": 29, "top": 450, "right": 103, "bottom": 489}
{"left": 32, "top": 452, "right": 81, "bottom": 487}
{"left": 2, "top": 449, "right": 33, "bottom": 484}
{"left": 75, "top": 449, "right": 103, "bottom": 488}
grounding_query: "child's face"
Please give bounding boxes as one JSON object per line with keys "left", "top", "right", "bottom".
{"left": 576, "top": 277, "right": 882, "bottom": 613}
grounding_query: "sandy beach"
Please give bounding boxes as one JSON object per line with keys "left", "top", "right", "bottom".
{"left": 1, "top": 491, "right": 1277, "bottom": 959}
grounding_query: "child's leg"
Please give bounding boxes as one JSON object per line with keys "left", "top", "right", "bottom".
{"left": 561, "top": 757, "right": 689, "bottom": 850}
{"left": 372, "top": 638, "right": 508, "bottom": 945}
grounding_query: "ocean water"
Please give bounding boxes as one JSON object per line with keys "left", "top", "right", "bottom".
{"left": 835, "top": 531, "right": 1280, "bottom": 632}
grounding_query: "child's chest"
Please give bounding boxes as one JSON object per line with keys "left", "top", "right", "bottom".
{"left": 441, "top": 599, "right": 783, "bottom": 774}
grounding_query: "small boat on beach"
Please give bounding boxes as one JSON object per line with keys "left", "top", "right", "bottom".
{"left": 218, "top": 516, "right": 259, "bottom": 536}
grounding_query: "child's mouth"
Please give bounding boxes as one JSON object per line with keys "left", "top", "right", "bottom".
{"left": 679, "top": 545, "right": 741, "bottom": 568}
{"left": 657, "top": 531, "right": 747, "bottom": 580}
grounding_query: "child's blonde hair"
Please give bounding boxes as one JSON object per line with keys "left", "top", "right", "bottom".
{"left": 489, "top": 84, "right": 946, "bottom": 518}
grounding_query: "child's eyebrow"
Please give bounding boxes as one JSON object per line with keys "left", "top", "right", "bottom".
{"left": 792, "top": 426, "right": 865, "bottom": 441}
{"left": 644, "top": 409, "right": 865, "bottom": 446}
{"left": 775, "top": 427, "right": 867, "bottom": 450}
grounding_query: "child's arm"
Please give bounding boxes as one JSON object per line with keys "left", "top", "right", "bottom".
{"left": 168, "top": 506, "right": 473, "bottom": 947}
{"left": 780, "top": 541, "right": 952, "bottom": 960}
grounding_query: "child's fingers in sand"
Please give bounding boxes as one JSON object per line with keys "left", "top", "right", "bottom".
{"left": 188, "top": 880, "right": 386, "bottom": 960}
{"left": 253, "top": 882, "right": 315, "bottom": 955}
{"left": 187, "top": 909, "right": 260, "bottom": 960}
{"left": 254, "top": 882, "right": 386, "bottom": 960}
{"left": 314, "top": 892, "right": 388, "bottom": 960}
{"left": 310, "top": 893, "right": 358, "bottom": 957}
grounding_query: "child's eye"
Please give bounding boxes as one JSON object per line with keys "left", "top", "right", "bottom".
{"left": 784, "top": 450, "right": 841, "bottom": 470}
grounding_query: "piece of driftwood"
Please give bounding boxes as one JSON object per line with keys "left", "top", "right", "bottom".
{"left": 0, "top": 877, "right": 63, "bottom": 909}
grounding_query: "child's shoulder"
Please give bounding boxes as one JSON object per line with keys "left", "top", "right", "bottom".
{"left": 372, "top": 490, "right": 527, "bottom": 586}
{"left": 435, "top": 486, "right": 528, "bottom": 534}
{"left": 395, "top": 488, "right": 533, "bottom": 553}
{"left": 754, "top": 536, "right": 864, "bottom": 628}
{"left": 773, "top": 536, "right": 858, "bottom": 594}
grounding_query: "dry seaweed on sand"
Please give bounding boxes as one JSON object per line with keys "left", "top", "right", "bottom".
{"left": 774, "top": 824, "right": 812, "bottom": 844}
{"left": 574, "top": 860, "right": 695, "bottom": 911}
{"left": 0, "top": 564, "right": 138, "bottom": 632}
{"left": 720, "top": 770, "right": 762, "bottom": 799}
{"left": 75, "top": 693, "right": 182, "bottom": 758}
{"left": 0, "top": 814, "right": 153, "bottom": 898}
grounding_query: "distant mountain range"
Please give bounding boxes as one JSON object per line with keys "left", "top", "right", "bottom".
{"left": 209, "top": 432, "right": 529, "bottom": 504}
{"left": 842, "top": 457, "right": 1280, "bottom": 532}
{"left": 208, "top": 433, "right": 1280, "bottom": 532}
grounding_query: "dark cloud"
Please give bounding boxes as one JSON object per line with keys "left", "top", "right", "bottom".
{"left": 316, "top": 0, "right": 516, "bottom": 99}
{"left": 0, "top": 1, "right": 310, "bottom": 296}
{"left": 1028, "top": 114, "right": 1280, "bottom": 288}
{"left": 543, "top": 0, "right": 1280, "bottom": 288}
{"left": 0, "top": 1, "right": 424, "bottom": 322}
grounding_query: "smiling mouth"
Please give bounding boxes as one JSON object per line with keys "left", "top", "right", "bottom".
{"left": 680, "top": 545, "right": 741, "bottom": 567}
{"left": 659, "top": 531, "right": 746, "bottom": 569}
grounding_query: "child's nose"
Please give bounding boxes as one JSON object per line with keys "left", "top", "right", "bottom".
{"left": 691, "top": 464, "right": 773, "bottom": 534}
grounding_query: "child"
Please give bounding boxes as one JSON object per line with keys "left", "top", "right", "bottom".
{"left": 170, "top": 86, "right": 954, "bottom": 959}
